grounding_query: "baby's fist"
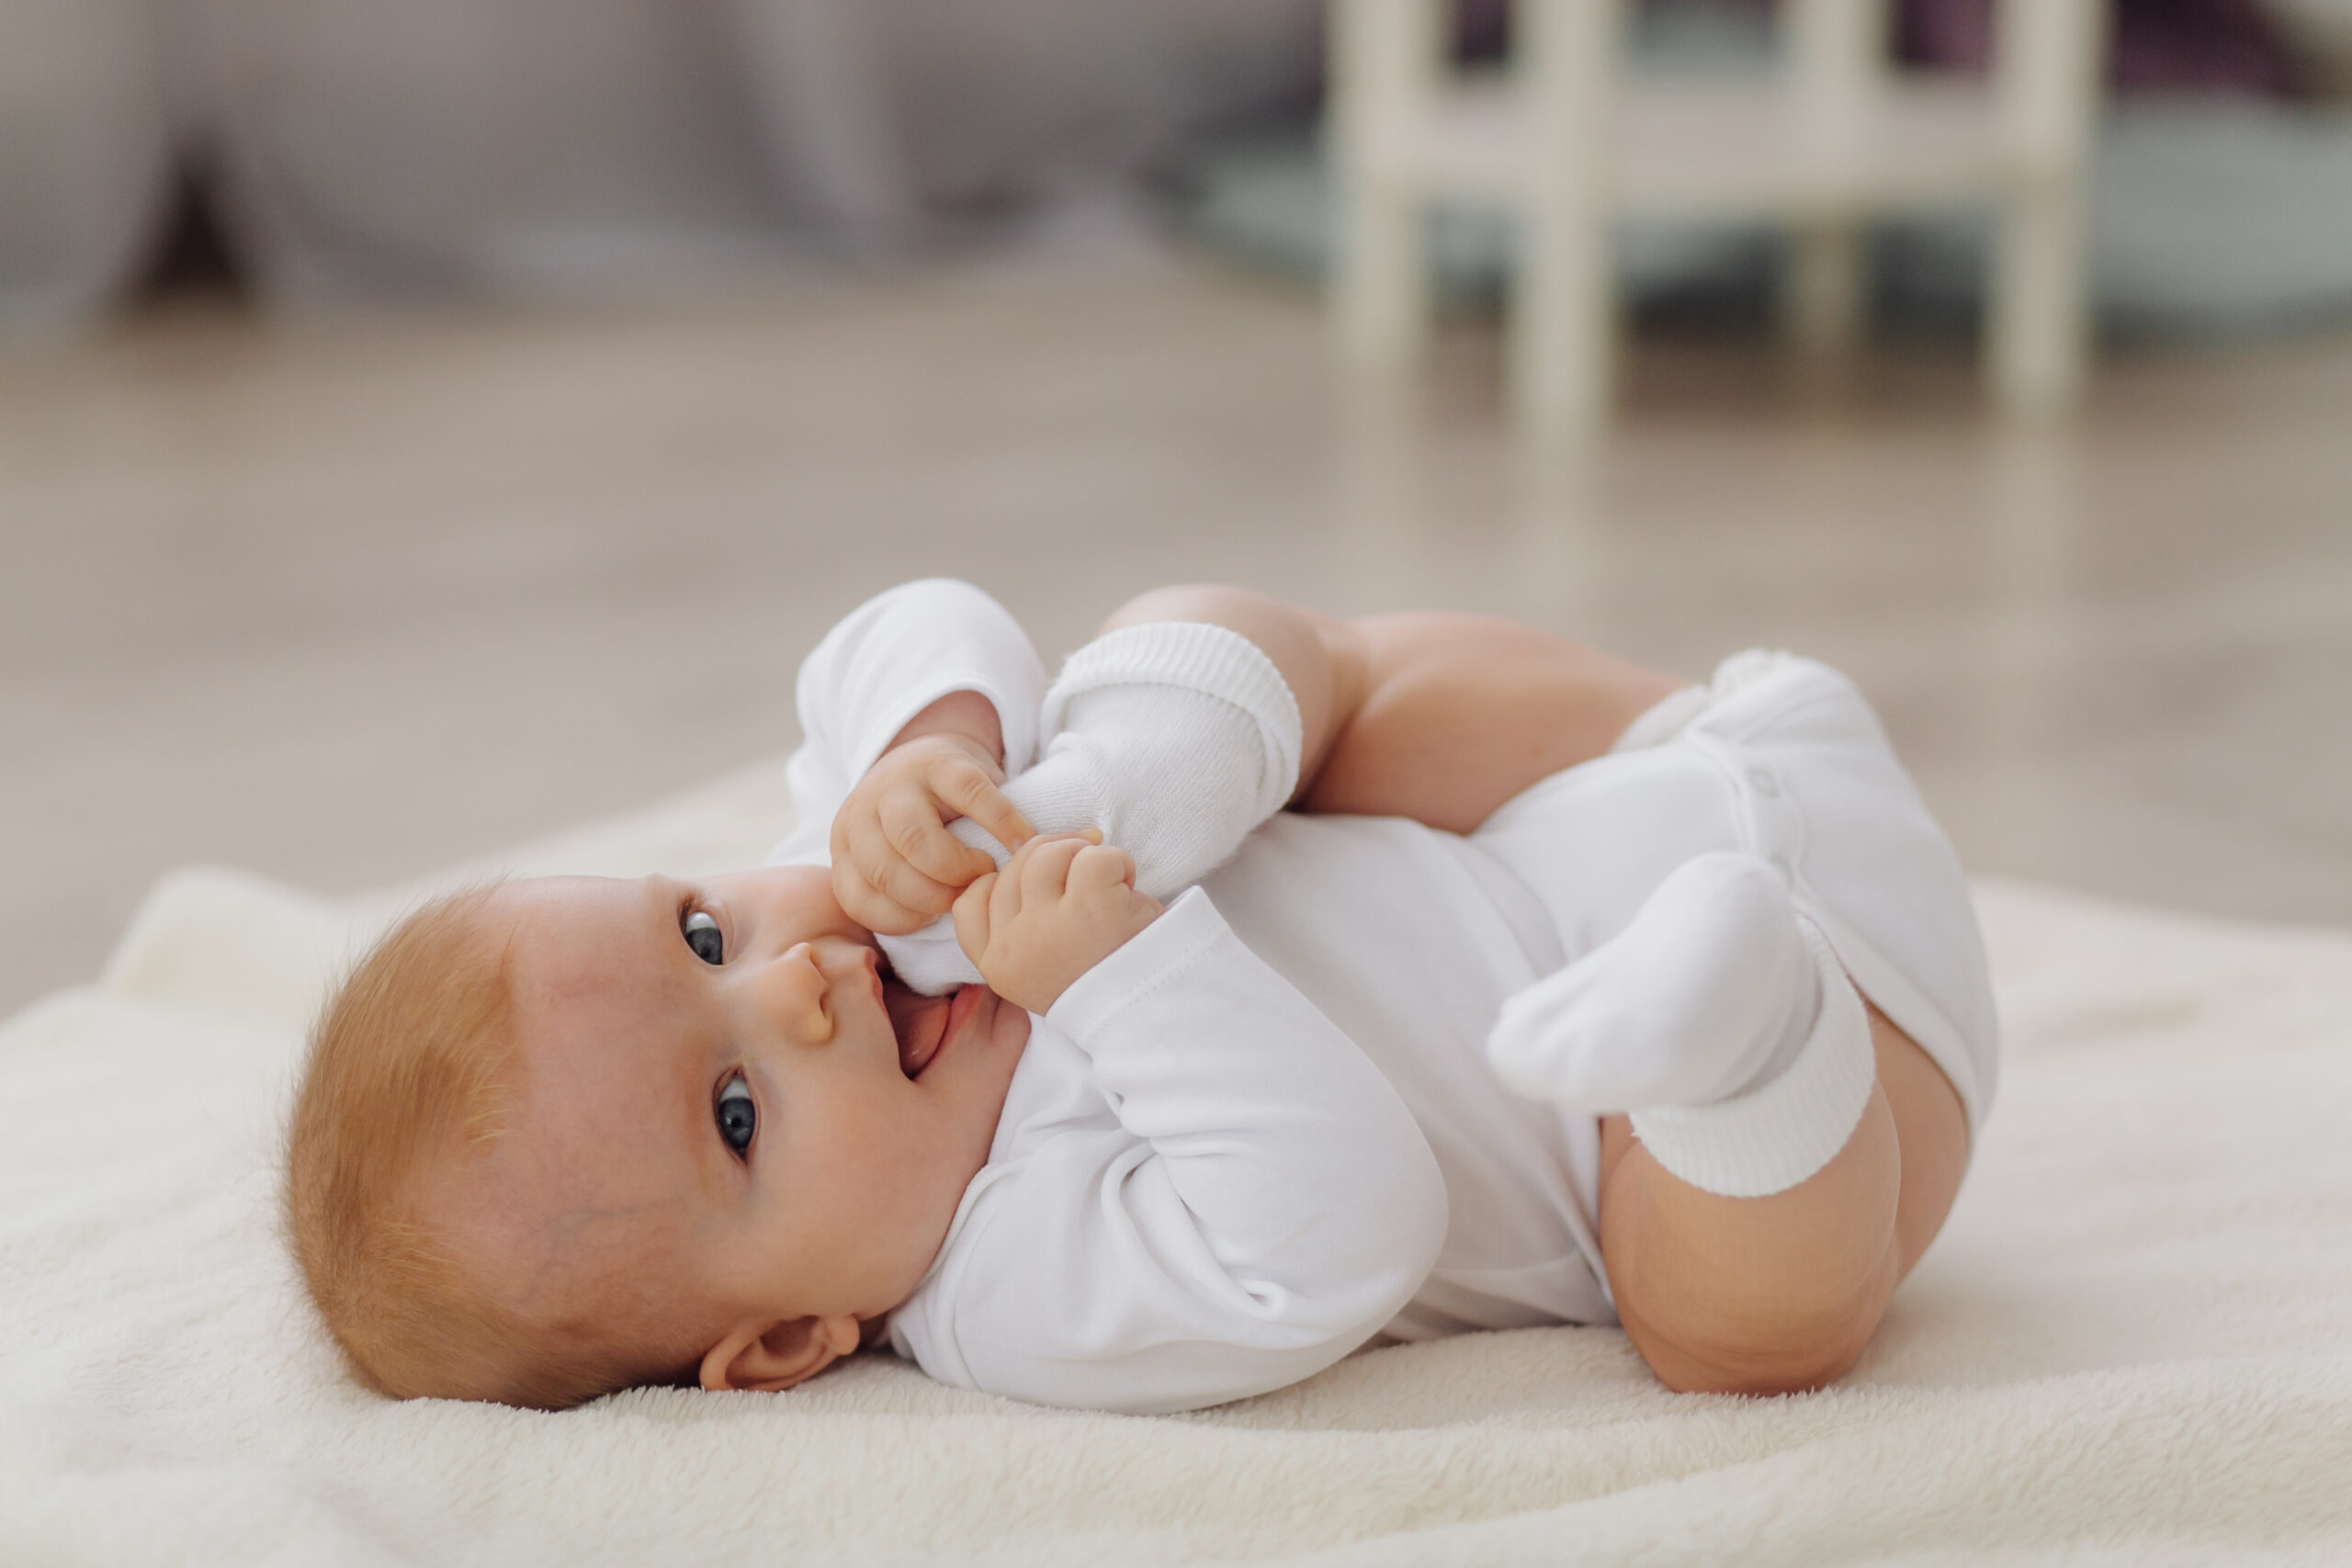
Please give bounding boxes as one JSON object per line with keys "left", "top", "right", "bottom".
{"left": 831, "top": 729, "right": 1031, "bottom": 936}
{"left": 951, "top": 834, "right": 1161, "bottom": 1014}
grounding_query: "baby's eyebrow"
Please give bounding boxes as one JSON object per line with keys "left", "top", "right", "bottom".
{"left": 659, "top": 1034, "right": 729, "bottom": 1190}
{"left": 642, "top": 878, "right": 696, "bottom": 942}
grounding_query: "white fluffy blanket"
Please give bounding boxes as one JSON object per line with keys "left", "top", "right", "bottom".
{"left": 6, "top": 760, "right": 2350, "bottom": 1566}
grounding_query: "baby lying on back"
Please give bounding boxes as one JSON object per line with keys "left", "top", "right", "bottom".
{"left": 287, "top": 581, "right": 1994, "bottom": 1412}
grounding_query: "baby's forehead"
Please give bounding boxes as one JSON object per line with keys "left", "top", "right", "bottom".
{"left": 461, "top": 914, "right": 706, "bottom": 1223}
{"left": 497, "top": 871, "right": 655, "bottom": 931}
{"left": 488, "top": 878, "right": 703, "bottom": 1099}
{"left": 496, "top": 875, "right": 672, "bottom": 981}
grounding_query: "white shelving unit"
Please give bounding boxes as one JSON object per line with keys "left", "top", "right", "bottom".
{"left": 1329, "top": 0, "right": 2108, "bottom": 434}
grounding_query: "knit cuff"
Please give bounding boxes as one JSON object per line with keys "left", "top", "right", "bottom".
{"left": 876, "top": 919, "right": 985, "bottom": 996}
{"left": 1038, "top": 623, "right": 1304, "bottom": 818}
{"left": 1627, "top": 923, "right": 1876, "bottom": 1199}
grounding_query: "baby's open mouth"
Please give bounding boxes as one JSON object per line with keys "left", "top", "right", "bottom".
{"left": 882, "top": 977, "right": 981, "bottom": 1079}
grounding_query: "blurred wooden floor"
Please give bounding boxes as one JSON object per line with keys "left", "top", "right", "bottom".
{"left": 4, "top": 247, "right": 2348, "bottom": 1018}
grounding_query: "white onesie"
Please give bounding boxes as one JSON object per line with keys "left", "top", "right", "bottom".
{"left": 767, "top": 581, "right": 1997, "bottom": 1414}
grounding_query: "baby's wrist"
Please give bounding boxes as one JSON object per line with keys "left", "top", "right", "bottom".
{"left": 982, "top": 946, "right": 1091, "bottom": 1016}
{"left": 982, "top": 908, "right": 1161, "bottom": 1014}
{"left": 883, "top": 690, "right": 1006, "bottom": 771}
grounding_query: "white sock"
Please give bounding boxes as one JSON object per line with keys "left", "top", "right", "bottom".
{"left": 878, "top": 621, "right": 1302, "bottom": 995}
{"left": 1486, "top": 852, "right": 1875, "bottom": 1198}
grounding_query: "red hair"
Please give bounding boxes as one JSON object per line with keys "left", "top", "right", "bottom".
{"left": 288, "top": 882, "right": 718, "bottom": 1407}
{"left": 285, "top": 886, "right": 605, "bottom": 1406}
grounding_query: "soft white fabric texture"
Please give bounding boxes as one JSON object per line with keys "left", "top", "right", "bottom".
{"left": 772, "top": 584, "right": 1990, "bottom": 1405}
{"left": 877, "top": 616, "right": 1305, "bottom": 995}
{"left": 993, "top": 617, "right": 1306, "bottom": 896}
{"left": 1475, "top": 648, "right": 2002, "bottom": 1139}
{"left": 6, "top": 769, "right": 2351, "bottom": 1565}
{"left": 779, "top": 577, "right": 1051, "bottom": 819}
{"left": 774, "top": 581, "right": 1617, "bottom": 1375}
{"left": 1490, "top": 851, "right": 1827, "bottom": 1112}
{"left": 1488, "top": 852, "right": 1879, "bottom": 1197}
{"left": 888, "top": 886, "right": 1449, "bottom": 1413}
{"left": 1628, "top": 919, "right": 1876, "bottom": 1197}
{"left": 867, "top": 903, "right": 984, "bottom": 994}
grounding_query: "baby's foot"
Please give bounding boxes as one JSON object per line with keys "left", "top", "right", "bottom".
{"left": 1487, "top": 852, "right": 1816, "bottom": 1111}
{"left": 1487, "top": 852, "right": 1875, "bottom": 1197}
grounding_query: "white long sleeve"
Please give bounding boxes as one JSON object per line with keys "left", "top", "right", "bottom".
{"left": 766, "top": 579, "right": 1049, "bottom": 870}
{"left": 888, "top": 888, "right": 1453, "bottom": 1414}
{"left": 771, "top": 584, "right": 1618, "bottom": 1405}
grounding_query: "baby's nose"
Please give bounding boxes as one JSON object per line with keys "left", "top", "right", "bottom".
{"left": 758, "top": 942, "right": 834, "bottom": 1043}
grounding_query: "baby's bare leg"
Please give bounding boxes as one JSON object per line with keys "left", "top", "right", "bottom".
{"left": 1100, "top": 592, "right": 1684, "bottom": 830}
{"left": 1597, "top": 1006, "right": 1968, "bottom": 1393}
{"left": 1306, "top": 614, "right": 1686, "bottom": 831}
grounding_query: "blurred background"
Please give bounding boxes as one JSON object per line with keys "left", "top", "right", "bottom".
{"left": 3, "top": 0, "right": 2349, "bottom": 1019}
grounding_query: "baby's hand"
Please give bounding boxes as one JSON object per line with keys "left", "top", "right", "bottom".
{"left": 952, "top": 834, "right": 1162, "bottom": 1014}
{"left": 831, "top": 732, "right": 1034, "bottom": 935}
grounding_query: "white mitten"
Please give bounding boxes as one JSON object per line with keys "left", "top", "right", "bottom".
{"left": 880, "top": 621, "right": 1302, "bottom": 995}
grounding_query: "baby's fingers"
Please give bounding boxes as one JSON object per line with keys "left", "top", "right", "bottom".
{"left": 880, "top": 784, "right": 997, "bottom": 888}
{"left": 931, "top": 756, "right": 1034, "bottom": 854}
{"left": 1066, "top": 842, "right": 1137, "bottom": 897}
{"left": 1015, "top": 834, "right": 1091, "bottom": 905}
{"left": 952, "top": 873, "right": 998, "bottom": 965}
{"left": 842, "top": 818, "right": 959, "bottom": 926}
{"left": 833, "top": 869, "right": 929, "bottom": 938}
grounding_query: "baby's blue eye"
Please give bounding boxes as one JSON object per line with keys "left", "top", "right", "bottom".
{"left": 716, "top": 1074, "right": 755, "bottom": 1155}
{"left": 684, "top": 908, "right": 724, "bottom": 965}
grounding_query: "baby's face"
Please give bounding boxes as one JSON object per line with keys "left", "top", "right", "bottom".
{"left": 447, "top": 868, "right": 1030, "bottom": 1378}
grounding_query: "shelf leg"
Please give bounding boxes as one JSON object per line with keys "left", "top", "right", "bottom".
{"left": 1331, "top": 0, "right": 1444, "bottom": 377}
{"left": 1781, "top": 0, "right": 1883, "bottom": 359}
{"left": 1513, "top": 0, "right": 1624, "bottom": 441}
{"left": 1988, "top": 0, "right": 2106, "bottom": 422}
{"left": 1786, "top": 221, "right": 1869, "bottom": 358}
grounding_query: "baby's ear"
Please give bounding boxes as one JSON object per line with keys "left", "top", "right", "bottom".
{"left": 699, "top": 1314, "right": 861, "bottom": 1393}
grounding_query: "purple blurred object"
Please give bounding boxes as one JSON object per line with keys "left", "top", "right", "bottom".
{"left": 1458, "top": 1, "right": 2291, "bottom": 94}
{"left": 1895, "top": 0, "right": 2290, "bottom": 93}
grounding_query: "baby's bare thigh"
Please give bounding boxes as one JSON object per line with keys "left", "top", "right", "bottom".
{"left": 1306, "top": 614, "right": 1688, "bottom": 834}
{"left": 1869, "top": 1006, "right": 1970, "bottom": 1275}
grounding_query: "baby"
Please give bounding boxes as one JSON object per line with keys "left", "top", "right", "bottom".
{"left": 285, "top": 580, "right": 1994, "bottom": 1412}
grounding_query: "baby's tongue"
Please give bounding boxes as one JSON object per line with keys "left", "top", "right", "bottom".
{"left": 883, "top": 981, "right": 952, "bottom": 1079}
